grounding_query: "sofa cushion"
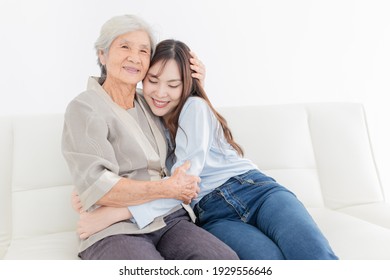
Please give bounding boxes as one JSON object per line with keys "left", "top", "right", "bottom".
{"left": 218, "top": 104, "right": 324, "bottom": 208}
{"left": 3, "top": 232, "right": 79, "bottom": 260}
{"left": 0, "top": 116, "right": 13, "bottom": 259}
{"left": 337, "top": 202, "right": 390, "bottom": 229}
{"left": 12, "top": 114, "right": 73, "bottom": 190}
{"left": 309, "top": 208, "right": 390, "bottom": 259}
{"left": 10, "top": 114, "right": 78, "bottom": 238}
{"left": 12, "top": 185, "right": 78, "bottom": 238}
{"left": 307, "top": 103, "right": 383, "bottom": 209}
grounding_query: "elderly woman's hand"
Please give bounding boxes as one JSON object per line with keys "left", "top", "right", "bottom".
{"left": 166, "top": 161, "right": 201, "bottom": 204}
{"left": 190, "top": 51, "right": 206, "bottom": 88}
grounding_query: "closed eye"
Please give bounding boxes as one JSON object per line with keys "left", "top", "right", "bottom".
{"left": 148, "top": 78, "right": 158, "bottom": 84}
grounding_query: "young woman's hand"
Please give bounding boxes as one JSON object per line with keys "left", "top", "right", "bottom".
{"left": 190, "top": 51, "right": 206, "bottom": 87}
{"left": 77, "top": 206, "right": 132, "bottom": 239}
{"left": 71, "top": 190, "right": 83, "bottom": 213}
{"left": 72, "top": 190, "right": 132, "bottom": 239}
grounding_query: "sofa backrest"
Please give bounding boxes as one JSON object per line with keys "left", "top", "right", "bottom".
{"left": 0, "top": 114, "right": 78, "bottom": 258}
{"left": 0, "top": 116, "right": 13, "bottom": 258}
{"left": 218, "top": 102, "right": 384, "bottom": 209}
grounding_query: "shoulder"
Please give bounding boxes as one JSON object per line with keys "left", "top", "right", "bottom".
{"left": 179, "top": 97, "right": 215, "bottom": 124}
{"left": 135, "top": 89, "right": 148, "bottom": 107}
{"left": 182, "top": 96, "right": 211, "bottom": 113}
{"left": 65, "top": 90, "right": 97, "bottom": 115}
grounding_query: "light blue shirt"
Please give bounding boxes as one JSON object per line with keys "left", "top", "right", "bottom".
{"left": 168, "top": 97, "right": 258, "bottom": 207}
{"left": 129, "top": 96, "right": 257, "bottom": 229}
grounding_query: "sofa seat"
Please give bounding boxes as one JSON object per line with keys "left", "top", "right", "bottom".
{"left": 337, "top": 202, "right": 390, "bottom": 229}
{"left": 308, "top": 208, "right": 390, "bottom": 259}
{"left": 4, "top": 232, "right": 79, "bottom": 260}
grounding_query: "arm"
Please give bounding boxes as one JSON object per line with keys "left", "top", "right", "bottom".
{"left": 97, "top": 161, "right": 200, "bottom": 207}
{"left": 171, "top": 98, "right": 215, "bottom": 177}
{"left": 71, "top": 165, "right": 200, "bottom": 237}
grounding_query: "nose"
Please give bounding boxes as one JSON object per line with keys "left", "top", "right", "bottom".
{"left": 155, "top": 85, "right": 168, "bottom": 98}
{"left": 127, "top": 51, "right": 140, "bottom": 64}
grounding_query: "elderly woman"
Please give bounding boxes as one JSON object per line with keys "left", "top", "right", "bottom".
{"left": 61, "top": 15, "right": 238, "bottom": 260}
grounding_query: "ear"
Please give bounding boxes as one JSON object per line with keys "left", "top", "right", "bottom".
{"left": 98, "top": 50, "right": 106, "bottom": 66}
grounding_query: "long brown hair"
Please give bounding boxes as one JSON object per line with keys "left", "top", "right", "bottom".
{"left": 150, "top": 39, "right": 244, "bottom": 156}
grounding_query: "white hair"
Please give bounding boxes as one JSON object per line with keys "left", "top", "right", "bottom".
{"left": 94, "top": 15, "right": 156, "bottom": 81}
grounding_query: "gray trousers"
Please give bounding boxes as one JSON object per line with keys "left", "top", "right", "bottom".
{"left": 79, "top": 208, "right": 238, "bottom": 260}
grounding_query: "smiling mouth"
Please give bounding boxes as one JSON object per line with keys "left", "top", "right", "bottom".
{"left": 123, "top": 66, "right": 140, "bottom": 73}
{"left": 152, "top": 98, "right": 169, "bottom": 108}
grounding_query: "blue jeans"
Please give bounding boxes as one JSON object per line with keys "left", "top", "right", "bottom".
{"left": 194, "top": 169, "right": 338, "bottom": 260}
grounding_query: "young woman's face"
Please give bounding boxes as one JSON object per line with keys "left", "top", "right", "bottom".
{"left": 99, "top": 30, "right": 151, "bottom": 87}
{"left": 143, "top": 59, "right": 183, "bottom": 122}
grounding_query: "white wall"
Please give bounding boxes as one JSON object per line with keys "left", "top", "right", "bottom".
{"left": 1, "top": 0, "right": 389, "bottom": 196}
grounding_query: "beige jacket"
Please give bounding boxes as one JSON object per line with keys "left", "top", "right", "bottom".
{"left": 62, "top": 77, "right": 194, "bottom": 252}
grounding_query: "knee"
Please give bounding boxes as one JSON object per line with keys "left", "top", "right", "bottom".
{"left": 213, "top": 244, "right": 240, "bottom": 260}
{"left": 236, "top": 246, "right": 285, "bottom": 260}
{"left": 190, "top": 241, "right": 239, "bottom": 260}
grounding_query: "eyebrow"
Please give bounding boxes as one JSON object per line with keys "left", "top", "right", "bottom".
{"left": 119, "top": 39, "right": 150, "bottom": 50}
{"left": 148, "top": 73, "right": 182, "bottom": 83}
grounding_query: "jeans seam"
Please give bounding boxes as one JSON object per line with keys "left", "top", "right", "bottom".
{"left": 220, "top": 186, "right": 250, "bottom": 222}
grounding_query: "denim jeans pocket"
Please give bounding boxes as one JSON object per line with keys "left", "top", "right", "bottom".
{"left": 194, "top": 190, "right": 220, "bottom": 223}
{"left": 195, "top": 188, "right": 244, "bottom": 225}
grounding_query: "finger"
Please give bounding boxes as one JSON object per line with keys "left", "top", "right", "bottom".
{"left": 178, "top": 160, "right": 191, "bottom": 172}
{"left": 72, "top": 201, "right": 81, "bottom": 212}
{"left": 73, "top": 202, "right": 83, "bottom": 213}
{"left": 190, "top": 59, "right": 205, "bottom": 70}
{"left": 190, "top": 65, "right": 204, "bottom": 76}
{"left": 190, "top": 57, "right": 201, "bottom": 65}
{"left": 71, "top": 191, "right": 80, "bottom": 202}
{"left": 191, "top": 73, "right": 203, "bottom": 81}
{"left": 79, "top": 232, "right": 87, "bottom": 240}
{"left": 183, "top": 197, "right": 191, "bottom": 204}
{"left": 194, "top": 176, "right": 201, "bottom": 183}
{"left": 190, "top": 51, "right": 198, "bottom": 60}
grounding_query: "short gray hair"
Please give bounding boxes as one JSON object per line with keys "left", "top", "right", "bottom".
{"left": 94, "top": 15, "right": 156, "bottom": 82}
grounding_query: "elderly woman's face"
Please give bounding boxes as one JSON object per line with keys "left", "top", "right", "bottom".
{"left": 99, "top": 30, "right": 151, "bottom": 86}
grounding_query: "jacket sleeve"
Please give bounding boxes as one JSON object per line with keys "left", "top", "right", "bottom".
{"left": 61, "top": 97, "right": 122, "bottom": 210}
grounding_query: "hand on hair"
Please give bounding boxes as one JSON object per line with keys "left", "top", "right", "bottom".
{"left": 190, "top": 51, "right": 206, "bottom": 87}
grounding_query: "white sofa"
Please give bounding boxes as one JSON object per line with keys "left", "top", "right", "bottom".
{"left": 1, "top": 102, "right": 390, "bottom": 260}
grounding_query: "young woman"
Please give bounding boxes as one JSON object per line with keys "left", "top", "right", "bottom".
{"left": 75, "top": 39, "right": 338, "bottom": 260}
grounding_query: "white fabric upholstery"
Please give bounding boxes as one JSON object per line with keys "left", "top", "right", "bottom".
{"left": 1, "top": 103, "right": 389, "bottom": 259}
{"left": 0, "top": 114, "right": 79, "bottom": 260}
